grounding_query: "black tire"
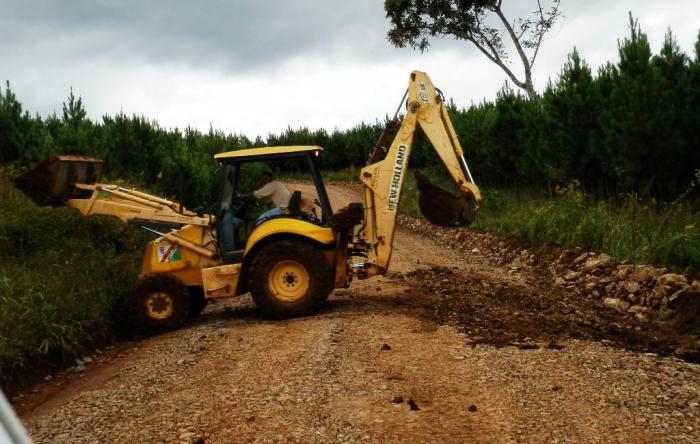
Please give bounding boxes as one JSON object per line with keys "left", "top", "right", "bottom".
{"left": 187, "top": 286, "right": 208, "bottom": 317}
{"left": 249, "top": 239, "right": 333, "bottom": 318}
{"left": 133, "top": 274, "right": 191, "bottom": 332}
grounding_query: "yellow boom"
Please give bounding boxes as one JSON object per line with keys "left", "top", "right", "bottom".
{"left": 355, "top": 71, "right": 481, "bottom": 276}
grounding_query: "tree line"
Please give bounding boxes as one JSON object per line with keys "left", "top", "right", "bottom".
{"left": 1, "top": 17, "right": 699, "bottom": 206}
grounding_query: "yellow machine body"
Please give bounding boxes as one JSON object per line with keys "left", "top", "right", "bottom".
{"left": 243, "top": 218, "right": 335, "bottom": 256}
{"left": 138, "top": 209, "right": 336, "bottom": 299}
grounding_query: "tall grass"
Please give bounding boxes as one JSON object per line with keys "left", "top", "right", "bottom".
{"left": 472, "top": 188, "right": 700, "bottom": 270}
{"left": 0, "top": 170, "right": 148, "bottom": 385}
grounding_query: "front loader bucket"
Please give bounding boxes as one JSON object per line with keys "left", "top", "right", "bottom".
{"left": 415, "top": 172, "right": 478, "bottom": 226}
{"left": 14, "top": 155, "right": 104, "bottom": 206}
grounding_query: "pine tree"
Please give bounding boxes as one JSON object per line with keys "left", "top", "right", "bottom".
{"left": 600, "top": 14, "right": 663, "bottom": 196}
{"left": 652, "top": 30, "right": 691, "bottom": 197}
{"left": 543, "top": 49, "right": 603, "bottom": 193}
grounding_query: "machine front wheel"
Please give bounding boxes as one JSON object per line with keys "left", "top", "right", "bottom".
{"left": 248, "top": 239, "right": 333, "bottom": 318}
{"left": 133, "top": 274, "right": 191, "bottom": 332}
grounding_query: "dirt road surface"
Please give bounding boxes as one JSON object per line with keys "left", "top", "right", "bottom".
{"left": 18, "top": 184, "right": 700, "bottom": 443}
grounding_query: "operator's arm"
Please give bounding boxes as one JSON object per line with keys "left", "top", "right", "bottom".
{"left": 238, "top": 183, "right": 274, "bottom": 200}
{"left": 252, "top": 183, "right": 275, "bottom": 199}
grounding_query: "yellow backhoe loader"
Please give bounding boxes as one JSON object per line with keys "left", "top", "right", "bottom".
{"left": 15, "top": 71, "right": 481, "bottom": 332}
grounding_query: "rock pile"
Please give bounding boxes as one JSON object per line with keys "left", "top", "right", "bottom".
{"left": 397, "top": 214, "right": 700, "bottom": 328}
{"left": 548, "top": 251, "right": 699, "bottom": 323}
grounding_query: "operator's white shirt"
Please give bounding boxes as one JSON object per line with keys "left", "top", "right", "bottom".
{"left": 253, "top": 181, "right": 291, "bottom": 209}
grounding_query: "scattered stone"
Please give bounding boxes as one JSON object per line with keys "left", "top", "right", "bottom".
{"left": 564, "top": 271, "right": 581, "bottom": 281}
{"left": 573, "top": 252, "right": 589, "bottom": 264}
{"left": 629, "top": 266, "right": 655, "bottom": 284}
{"left": 655, "top": 273, "right": 689, "bottom": 298}
{"left": 554, "top": 277, "right": 566, "bottom": 287}
{"left": 668, "top": 281, "right": 700, "bottom": 309}
{"left": 622, "top": 281, "right": 641, "bottom": 294}
{"left": 392, "top": 396, "right": 404, "bottom": 404}
{"left": 468, "top": 404, "right": 478, "bottom": 412}
{"left": 73, "top": 363, "right": 86, "bottom": 373}
{"left": 602, "top": 297, "right": 630, "bottom": 313}
{"left": 584, "top": 276, "right": 599, "bottom": 291}
{"left": 471, "top": 248, "right": 479, "bottom": 254}
{"left": 582, "top": 254, "right": 614, "bottom": 272}
{"left": 408, "top": 399, "right": 420, "bottom": 411}
{"left": 381, "top": 343, "right": 392, "bottom": 351}
{"left": 628, "top": 305, "right": 650, "bottom": 322}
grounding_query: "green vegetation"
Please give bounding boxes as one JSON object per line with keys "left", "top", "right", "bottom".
{"left": 0, "top": 170, "right": 147, "bottom": 384}
{"left": 473, "top": 189, "right": 700, "bottom": 270}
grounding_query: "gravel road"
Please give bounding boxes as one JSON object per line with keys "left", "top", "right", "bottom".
{"left": 18, "top": 183, "right": 700, "bottom": 443}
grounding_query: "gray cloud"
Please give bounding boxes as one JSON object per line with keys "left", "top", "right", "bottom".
{"left": 1, "top": 0, "right": 698, "bottom": 137}
{"left": 2, "top": 0, "right": 412, "bottom": 72}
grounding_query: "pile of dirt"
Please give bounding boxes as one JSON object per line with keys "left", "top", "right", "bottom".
{"left": 406, "top": 266, "right": 699, "bottom": 362}
{"left": 397, "top": 214, "right": 700, "bottom": 362}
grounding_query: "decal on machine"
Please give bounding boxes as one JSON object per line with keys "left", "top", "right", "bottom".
{"left": 418, "top": 81, "right": 429, "bottom": 103}
{"left": 387, "top": 144, "right": 408, "bottom": 212}
{"left": 156, "top": 241, "right": 181, "bottom": 263}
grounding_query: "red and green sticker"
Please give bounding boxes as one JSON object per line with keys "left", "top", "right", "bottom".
{"left": 157, "top": 242, "right": 181, "bottom": 263}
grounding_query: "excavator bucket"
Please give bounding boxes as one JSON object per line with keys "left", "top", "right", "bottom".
{"left": 14, "top": 155, "right": 104, "bottom": 206}
{"left": 415, "top": 172, "right": 478, "bottom": 226}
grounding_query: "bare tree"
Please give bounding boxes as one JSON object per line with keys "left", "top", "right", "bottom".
{"left": 385, "top": 0, "right": 562, "bottom": 100}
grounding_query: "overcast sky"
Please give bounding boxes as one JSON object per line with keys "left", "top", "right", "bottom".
{"left": 1, "top": 1, "right": 698, "bottom": 139}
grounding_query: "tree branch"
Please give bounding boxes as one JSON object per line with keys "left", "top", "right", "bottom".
{"left": 529, "top": 0, "right": 546, "bottom": 66}
{"left": 494, "top": 6, "right": 531, "bottom": 73}
{"left": 468, "top": 31, "right": 525, "bottom": 88}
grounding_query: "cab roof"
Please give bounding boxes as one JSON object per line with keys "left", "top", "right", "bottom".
{"left": 214, "top": 145, "right": 322, "bottom": 161}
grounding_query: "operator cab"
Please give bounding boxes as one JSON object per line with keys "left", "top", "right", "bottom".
{"left": 213, "top": 146, "right": 333, "bottom": 264}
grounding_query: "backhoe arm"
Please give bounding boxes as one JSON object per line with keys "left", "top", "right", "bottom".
{"left": 67, "top": 183, "right": 209, "bottom": 228}
{"left": 357, "top": 71, "right": 481, "bottom": 276}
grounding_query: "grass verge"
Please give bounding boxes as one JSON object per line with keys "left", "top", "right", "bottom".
{"left": 472, "top": 188, "right": 700, "bottom": 272}
{"left": 0, "top": 169, "right": 148, "bottom": 388}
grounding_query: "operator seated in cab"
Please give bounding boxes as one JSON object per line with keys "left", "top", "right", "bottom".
{"left": 238, "top": 171, "right": 291, "bottom": 226}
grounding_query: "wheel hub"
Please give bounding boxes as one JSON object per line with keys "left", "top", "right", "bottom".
{"left": 269, "top": 260, "right": 310, "bottom": 302}
{"left": 144, "top": 292, "right": 174, "bottom": 320}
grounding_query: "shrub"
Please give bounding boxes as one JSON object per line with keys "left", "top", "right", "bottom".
{"left": 0, "top": 171, "right": 148, "bottom": 385}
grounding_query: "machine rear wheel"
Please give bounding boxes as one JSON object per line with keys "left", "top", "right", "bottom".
{"left": 133, "top": 275, "right": 190, "bottom": 332}
{"left": 249, "top": 239, "right": 333, "bottom": 318}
